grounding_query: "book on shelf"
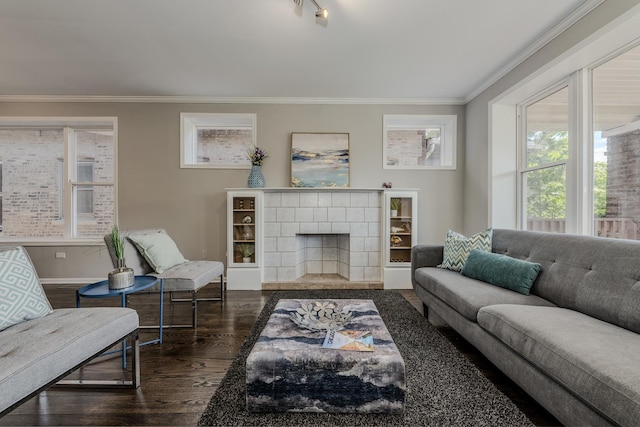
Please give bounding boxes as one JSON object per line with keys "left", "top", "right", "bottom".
{"left": 322, "top": 329, "right": 374, "bottom": 352}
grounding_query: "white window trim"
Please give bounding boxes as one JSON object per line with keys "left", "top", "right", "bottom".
{"left": 489, "top": 4, "right": 640, "bottom": 233}
{"left": 180, "top": 112, "right": 257, "bottom": 169}
{"left": 0, "top": 116, "right": 118, "bottom": 245}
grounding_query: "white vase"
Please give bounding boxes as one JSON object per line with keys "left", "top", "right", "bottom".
{"left": 243, "top": 257, "right": 252, "bottom": 263}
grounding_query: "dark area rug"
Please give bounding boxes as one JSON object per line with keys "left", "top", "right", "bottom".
{"left": 198, "top": 290, "right": 534, "bottom": 426}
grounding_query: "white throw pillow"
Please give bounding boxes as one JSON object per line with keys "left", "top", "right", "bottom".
{"left": 0, "top": 247, "right": 53, "bottom": 331}
{"left": 128, "top": 232, "right": 187, "bottom": 274}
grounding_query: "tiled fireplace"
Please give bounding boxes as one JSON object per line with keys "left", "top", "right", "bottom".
{"left": 262, "top": 190, "right": 382, "bottom": 283}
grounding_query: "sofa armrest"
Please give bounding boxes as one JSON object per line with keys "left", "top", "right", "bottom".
{"left": 411, "top": 245, "right": 444, "bottom": 287}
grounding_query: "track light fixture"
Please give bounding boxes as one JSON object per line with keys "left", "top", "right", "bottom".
{"left": 293, "top": 0, "right": 328, "bottom": 20}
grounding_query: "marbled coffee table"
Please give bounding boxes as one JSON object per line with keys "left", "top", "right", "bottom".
{"left": 246, "top": 299, "right": 405, "bottom": 413}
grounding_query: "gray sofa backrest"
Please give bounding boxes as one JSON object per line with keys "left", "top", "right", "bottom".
{"left": 492, "top": 229, "right": 640, "bottom": 334}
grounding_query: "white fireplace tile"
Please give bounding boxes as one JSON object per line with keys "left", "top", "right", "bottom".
{"left": 368, "top": 222, "right": 381, "bottom": 237}
{"left": 306, "top": 235, "right": 323, "bottom": 248}
{"left": 276, "top": 207, "right": 295, "bottom": 223}
{"left": 369, "top": 192, "right": 382, "bottom": 207}
{"left": 364, "top": 207, "right": 380, "bottom": 223}
{"left": 350, "top": 267, "right": 364, "bottom": 281}
{"left": 295, "top": 207, "right": 314, "bottom": 222}
{"left": 264, "top": 222, "right": 281, "bottom": 237}
{"left": 365, "top": 237, "right": 381, "bottom": 252}
{"left": 322, "top": 247, "right": 338, "bottom": 261}
{"left": 364, "top": 267, "right": 381, "bottom": 281}
{"left": 350, "top": 193, "right": 369, "bottom": 207}
{"left": 318, "top": 192, "right": 332, "bottom": 207}
{"left": 338, "top": 263, "right": 350, "bottom": 279}
{"left": 300, "top": 192, "right": 318, "bottom": 207}
{"left": 296, "top": 248, "right": 306, "bottom": 264}
{"left": 318, "top": 222, "right": 332, "bottom": 233}
{"left": 338, "top": 235, "right": 350, "bottom": 250}
{"left": 263, "top": 267, "right": 277, "bottom": 282}
{"left": 307, "top": 261, "right": 323, "bottom": 274}
{"left": 346, "top": 207, "right": 364, "bottom": 222}
{"left": 350, "top": 251, "right": 368, "bottom": 267}
{"left": 281, "top": 251, "right": 297, "bottom": 267}
{"left": 264, "top": 193, "right": 281, "bottom": 207}
{"left": 368, "top": 252, "right": 381, "bottom": 267}
{"left": 313, "top": 208, "right": 328, "bottom": 222}
{"left": 327, "top": 207, "right": 346, "bottom": 222}
{"left": 350, "top": 222, "right": 368, "bottom": 237}
{"left": 339, "top": 248, "right": 349, "bottom": 264}
{"left": 277, "top": 237, "right": 297, "bottom": 252}
{"left": 281, "top": 192, "right": 300, "bottom": 207}
{"left": 263, "top": 237, "right": 277, "bottom": 252}
{"left": 277, "top": 267, "right": 296, "bottom": 281}
{"left": 300, "top": 222, "right": 319, "bottom": 234}
{"left": 264, "top": 252, "right": 281, "bottom": 267}
{"left": 296, "top": 235, "right": 306, "bottom": 251}
{"left": 322, "top": 235, "right": 338, "bottom": 248}
{"left": 280, "top": 222, "right": 299, "bottom": 237}
{"left": 322, "top": 261, "right": 338, "bottom": 274}
{"left": 296, "top": 263, "right": 306, "bottom": 278}
{"left": 306, "top": 247, "right": 323, "bottom": 261}
{"left": 332, "top": 192, "right": 351, "bottom": 207}
{"left": 331, "top": 222, "right": 349, "bottom": 234}
{"left": 350, "top": 237, "right": 365, "bottom": 252}
{"left": 264, "top": 207, "right": 277, "bottom": 222}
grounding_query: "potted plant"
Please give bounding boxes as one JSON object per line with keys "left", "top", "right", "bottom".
{"left": 108, "top": 225, "right": 134, "bottom": 289}
{"left": 237, "top": 243, "right": 255, "bottom": 263}
{"left": 390, "top": 198, "right": 402, "bottom": 217}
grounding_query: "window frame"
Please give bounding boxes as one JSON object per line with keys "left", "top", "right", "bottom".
{"left": 0, "top": 117, "right": 118, "bottom": 245}
{"left": 180, "top": 112, "right": 257, "bottom": 169}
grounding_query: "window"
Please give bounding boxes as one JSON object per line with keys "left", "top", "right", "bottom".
{"left": 592, "top": 44, "right": 640, "bottom": 240}
{"left": 519, "top": 86, "right": 569, "bottom": 233}
{"left": 0, "top": 118, "right": 116, "bottom": 241}
{"left": 180, "top": 113, "right": 256, "bottom": 168}
{"left": 383, "top": 115, "right": 457, "bottom": 170}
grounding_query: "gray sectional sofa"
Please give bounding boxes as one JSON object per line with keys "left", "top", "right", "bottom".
{"left": 411, "top": 228, "right": 640, "bottom": 427}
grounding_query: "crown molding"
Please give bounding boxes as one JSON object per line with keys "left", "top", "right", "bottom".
{"left": 464, "top": 0, "right": 605, "bottom": 103}
{"left": 0, "top": 95, "right": 465, "bottom": 106}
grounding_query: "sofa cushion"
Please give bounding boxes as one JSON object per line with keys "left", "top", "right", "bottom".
{"left": 438, "top": 228, "right": 493, "bottom": 272}
{"left": 492, "top": 229, "right": 640, "bottom": 334}
{"left": 0, "top": 247, "right": 53, "bottom": 331}
{"left": 414, "top": 267, "right": 555, "bottom": 321}
{"left": 461, "top": 249, "right": 541, "bottom": 295}
{"left": 128, "top": 231, "right": 187, "bottom": 274}
{"left": 478, "top": 304, "right": 640, "bottom": 426}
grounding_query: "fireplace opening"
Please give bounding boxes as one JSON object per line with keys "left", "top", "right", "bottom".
{"left": 296, "top": 234, "right": 350, "bottom": 281}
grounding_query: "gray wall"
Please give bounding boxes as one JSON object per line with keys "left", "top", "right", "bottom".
{"left": 463, "top": 0, "right": 640, "bottom": 234}
{"left": 0, "top": 102, "right": 464, "bottom": 282}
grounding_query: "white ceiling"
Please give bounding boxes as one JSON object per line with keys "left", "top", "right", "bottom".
{"left": 0, "top": 0, "right": 594, "bottom": 103}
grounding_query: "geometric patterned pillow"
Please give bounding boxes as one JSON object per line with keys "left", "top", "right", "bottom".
{"left": 437, "top": 228, "right": 493, "bottom": 272}
{"left": 0, "top": 247, "right": 53, "bottom": 331}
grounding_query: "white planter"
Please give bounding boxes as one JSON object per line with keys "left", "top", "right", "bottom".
{"left": 390, "top": 209, "right": 398, "bottom": 217}
{"left": 243, "top": 257, "right": 252, "bottom": 263}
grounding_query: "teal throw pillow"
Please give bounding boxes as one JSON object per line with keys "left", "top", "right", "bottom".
{"left": 438, "top": 228, "right": 493, "bottom": 272}
{"left": 128, "top": 232, "right": 187, "bottom": 274}
{"left": 0, "top": 247, "right": 53, "bottom": 331}
{"left": 461, "top": 249, "right": 542, "bottom": 295}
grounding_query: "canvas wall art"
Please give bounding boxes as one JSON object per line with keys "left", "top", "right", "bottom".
{"left": 291, "top": 132, "right": 349, "bottom": 187}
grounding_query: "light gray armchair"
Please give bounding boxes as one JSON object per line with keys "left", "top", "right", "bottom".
{"left": 104, "top": 229, "right": 224, "bottom": 328}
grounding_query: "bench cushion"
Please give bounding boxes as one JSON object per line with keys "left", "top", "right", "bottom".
{"left": 147, "top": 260, "right": 225, "bottom": 293}
{"left": 0, "top": 307, "right": 139, "bottom": 413}
{"left": 478, "top": 304, "right": 640, "bottom": 426}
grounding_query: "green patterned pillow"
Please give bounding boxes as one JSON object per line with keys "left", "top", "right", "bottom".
{"left": 0, "top": 247, "right": 53, "bottom": 331}
{"left": 438, "top": 228, "right": 493, "bottom": 272}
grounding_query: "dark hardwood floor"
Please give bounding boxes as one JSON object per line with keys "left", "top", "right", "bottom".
{"left": 0, "top": 285, "right": 560, "bottom": 426}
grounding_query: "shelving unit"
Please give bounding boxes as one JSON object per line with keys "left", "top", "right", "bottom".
{"left": 384, "top": 190, "right": 418, "bottom": 289}
{"left": 227, "top": 191, "right": 262, "bottom": 290}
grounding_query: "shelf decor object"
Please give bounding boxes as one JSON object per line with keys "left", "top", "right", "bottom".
{"left": 107, "top": 225, "right": 135, "bottom": 290}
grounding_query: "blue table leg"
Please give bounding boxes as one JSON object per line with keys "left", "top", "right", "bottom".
{"left": 159, "top": 279, "right": 164, "bottom": 344}
{"left": 121, "top": 292, "right": 127, "bottom": 369}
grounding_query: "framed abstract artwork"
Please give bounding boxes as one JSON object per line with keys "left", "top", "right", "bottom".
{"left": 291, "top": 132, "right": 349, "bottom": 187}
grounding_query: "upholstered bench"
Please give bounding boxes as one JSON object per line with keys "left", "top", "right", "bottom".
{"left": 105, "top": 229, "right": 225, "bottom": 328}
{"left": 0, "top": 246, "right": 140, "bottom": 416}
